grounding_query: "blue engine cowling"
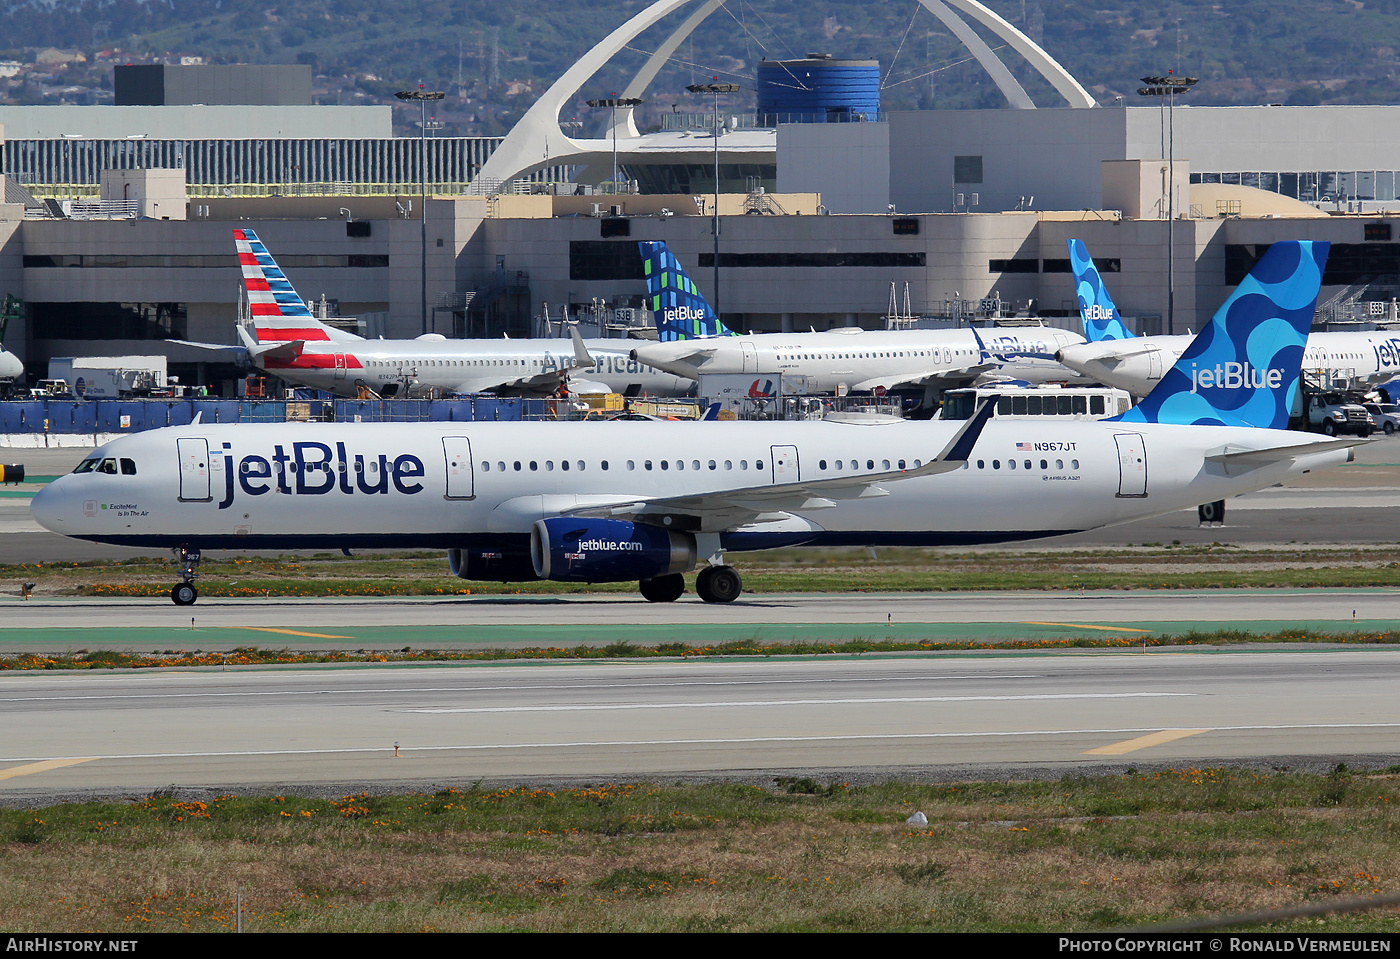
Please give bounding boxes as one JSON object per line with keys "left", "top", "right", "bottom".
{"left": 447, "top": 547, "right": 539, "bottom": 583}
{"left": 530, "top": 518, "right": 697, "bottom": 583}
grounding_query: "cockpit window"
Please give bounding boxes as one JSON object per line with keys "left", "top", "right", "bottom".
{"left": 72, "top": 457, "right": 99, "bottom": 474}
{"left": 97, "top": 458, "right": 118, "bottom": 474}
{"left": 121, "top": 458, "right": 137, "bottom": 475}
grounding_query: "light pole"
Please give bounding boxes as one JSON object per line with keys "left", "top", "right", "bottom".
{"left": 687, "top": 82, "right": 740, "bottom": 318}
{"left": 586, "top": 96, "right": 644, "bottom": 192}
{"left": 1137, "top": 74, "right": 1197, "bottom": 335}
{"left": 396, "top": 86, "right": 445, "bottom": 336}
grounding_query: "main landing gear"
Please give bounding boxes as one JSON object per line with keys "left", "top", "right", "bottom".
{"left": 639, "top": 573, "right": 685, "bottom": 603}
{"left": 637, "top": 565, "right": 743, "bottom": 603}
{"left": 696, "top": 565, "right": 742, "bottom": 604}
{"left": 170, "top": 545, "right": 201, "bottom": 606}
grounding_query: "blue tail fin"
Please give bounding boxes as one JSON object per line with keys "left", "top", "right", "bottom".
{"left": 639, "top": 241, "right": 737, "bottom": 341}
{"left": 1069, "top": 239, "right": 1135, "bottom": 342}
{"left": 1110, "top": 240, "right": 1329, "bottom": 430}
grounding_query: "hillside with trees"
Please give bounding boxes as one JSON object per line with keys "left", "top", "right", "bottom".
{"left": 2, "top": 0, "right": 1398, "bottom": 136}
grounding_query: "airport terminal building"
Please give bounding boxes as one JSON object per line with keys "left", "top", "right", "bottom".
{"left": 9, "top": 53, "right": 1400, "bottom": 392}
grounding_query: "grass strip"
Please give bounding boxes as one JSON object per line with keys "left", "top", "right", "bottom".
{"left": 6, "top": 543, "right": 1400, "bottom": 598}
{"left": 4, "top": 768, "right": 1400, "bottom": 932}
{"left": 3, "top": 627, "right": 1400, "bottom": 670}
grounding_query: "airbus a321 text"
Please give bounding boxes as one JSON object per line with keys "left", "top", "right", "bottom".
{"left": 33, "top": 241, "right": 1358, "bottom": 606}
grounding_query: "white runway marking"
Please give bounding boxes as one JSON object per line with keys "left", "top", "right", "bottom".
{"left": 0, "top": 674, "right": 1045, "bottom": 704}
{"left": 6, "top": 722, "right": 1397, "bottom": 766}
{"left": 398, "top": 691, "right": 1194, "bottom": 713}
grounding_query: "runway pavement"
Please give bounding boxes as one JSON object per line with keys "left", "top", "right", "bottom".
{"left": 1, "top": 439, "right": 1398, "bottom": 799}
{"left": 2, "top": 649, "right": 1398, "bottom": 801}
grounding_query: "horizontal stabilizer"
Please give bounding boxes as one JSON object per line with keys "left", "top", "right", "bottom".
{"left": 1206, "top": 437, "right": 1364, "bottom": 473}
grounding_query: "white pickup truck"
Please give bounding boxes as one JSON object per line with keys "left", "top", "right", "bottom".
{"left": 1307, "top": 392, "right": 1375, "bottom": 436}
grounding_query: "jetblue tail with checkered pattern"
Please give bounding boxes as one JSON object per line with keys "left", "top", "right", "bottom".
{"left": 639, "top": 241, "right": 737, "bottom": 342}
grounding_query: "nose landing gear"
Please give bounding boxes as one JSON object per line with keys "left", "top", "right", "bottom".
{"left": 170, "top": 545, "right": 201, "bottom": 605}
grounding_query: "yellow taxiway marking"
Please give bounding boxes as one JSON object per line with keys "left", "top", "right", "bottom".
{"left": 1022, "top": 621, "right": 1153, "bottom": 634}
{"left": 231, "top": 627, "right": 354, "bottom": 640}
{"left": 1084, "top": 729, "right": 1210, "bottom": 756}
{"left": 0, "top": 758, "right": 96, "bottom": 781}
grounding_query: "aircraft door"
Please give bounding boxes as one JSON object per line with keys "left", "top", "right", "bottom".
{"left": 1147, "top": 348, "right": 1164, "bottom": 381}
{"left": 177, "top": 437, "right": 212, "bottom": 502}
{"left": 741, "top": 342, "right": 759, "bottom": 373}
{"left": 1113, "top": 433, "right": 1147, "bottom": 498}
{"left": 443, "top": 436, "right": 475, "bottom": 499}
{"left": 334, "top": 353, "right": 348, "bottom": 380}
{"left": 770, "top": 445, "right": 799, "bottom": 483}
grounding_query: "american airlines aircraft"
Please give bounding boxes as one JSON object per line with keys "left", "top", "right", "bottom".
{"left": 1058, "top": 238, "right": 1400, "bottom": 396}
{"left": 628, "top": 241, "right": 1087, "bottom": 397}
{"left": 185, "top": 229, "right": 692, "bottom": 398}
{"left": 33, "top": 242, "right": 1355, "bottom": 607}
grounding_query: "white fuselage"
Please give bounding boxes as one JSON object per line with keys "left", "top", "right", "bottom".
{"left": 631, "top": 327, "right": 1087, "bottom": 394}
{"left": 32, "top": 418, "right": 1349, "bottom": 553}
{"left": 260, "top": 336, "right": 693, "bottom": 398}
{"left": 1058, "top": 331, "right": 1400, "bottom": 397}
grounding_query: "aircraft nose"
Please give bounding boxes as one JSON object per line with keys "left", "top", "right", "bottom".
{"left": 30, "top": 478, "right": 71, "bottom": 534}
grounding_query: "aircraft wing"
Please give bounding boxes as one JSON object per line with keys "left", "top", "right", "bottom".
{"left": 563, "top": 398, "right": 996, "bottom": 529}
{"left": 849, "top": 363, "right": 996, "bottom": 392}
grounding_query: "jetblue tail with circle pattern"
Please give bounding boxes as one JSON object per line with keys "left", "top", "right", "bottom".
{"left": 1109, "top": 240, "right": 1329, "bottom": 430}
{"left": 1069, "top": 238, "right": 1135, "bottom": 342}
{"left": 639, "top": 241, "right": 738, "bottom": 342}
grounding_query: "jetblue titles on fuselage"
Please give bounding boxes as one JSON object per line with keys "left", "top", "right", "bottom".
{"left": 216, "top": 441, "right": 426, "bottom": 510}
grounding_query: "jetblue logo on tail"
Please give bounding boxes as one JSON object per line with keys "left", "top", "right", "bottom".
{"left": 1112, "top": 240, "right": 1330, "bottom": 430}
{"left": 1190, "top": 362, "right": 1282, "bottom": 393}
{"left": 1069, "top": 239, "right": 1134, "bottom": 342}
{"left": 638, "top": 240, "right": 738, "bottom": 342}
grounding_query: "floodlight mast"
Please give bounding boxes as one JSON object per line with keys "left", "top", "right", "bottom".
{"left": 586, "top": 96, "right": 645, "bottom": 192}
{"left": 1136, "top": 75, "right": 1197, "bottom": 336}
{"left": 396, "top": 87, "right": 447, "bottom": 337}
{"left": 687, "top": 82, "right": 741, "bottom": 318}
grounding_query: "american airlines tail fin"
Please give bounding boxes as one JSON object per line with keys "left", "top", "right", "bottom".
{"left": 1069, "top": 239, "right": 1134, "bottom": 342}
{"left": 233, "top": 228, "right": 362, "bottom": 345}
{"left": 1110, "top": 240, "right": 1329, "bottom": 430}
{"left": 638, "top": 240, "right": 738, "bottom": 342}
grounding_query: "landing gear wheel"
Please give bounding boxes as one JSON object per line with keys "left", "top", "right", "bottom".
{"left": 696, "top": 565, "right": 742, "bottom": 604}
{"left": 171, "top": 582, "right": 198, "bottom": 606}
{"left": 639, "top": 573, "right": 685, "bottom": 603}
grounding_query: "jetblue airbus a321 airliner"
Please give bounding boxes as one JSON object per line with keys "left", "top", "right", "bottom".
{"left": 33, "top": 241, "right": 1358, "bottom": 606}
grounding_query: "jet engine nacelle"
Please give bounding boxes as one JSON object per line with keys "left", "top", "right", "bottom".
{"left": 447, "top": 547, "right": 539, "bottom": 583}
{"left": 530, "top": 517, "right": 697, "bottom": 583}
